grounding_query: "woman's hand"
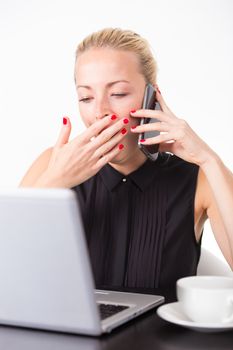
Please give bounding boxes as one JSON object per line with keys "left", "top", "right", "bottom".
{"left": 36, "top": 115, "right": 128, "bottom": 188}
{"left": 130, "top": 88, "right": 214, "bottom": 166}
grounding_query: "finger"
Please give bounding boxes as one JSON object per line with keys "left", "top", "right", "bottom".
{"left": 139, "top": 132, "right": 175, "bottom": 145}
{"left": 79, "top": 114, "right": 118, "bottom": 144}
{"left": 130, "top": 121, "right": 170, "bottom": 133}
{"left": 94, "top": 143, "right": 125, "bottom": 170}
{"left": 91, "top": 117, "right": 129, "bottom": 149}
{"left": 93, "top": 127, "right": 128, "bottom": 159}
{"left": 130, "top": 109, "right": 172, "bottom": 123}
{"left": 55, "top": 116, "right": 72, "bottom": 148}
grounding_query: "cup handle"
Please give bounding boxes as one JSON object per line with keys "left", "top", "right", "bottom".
{"left": 223, "top": 296, "right": 233, "bottom": 323}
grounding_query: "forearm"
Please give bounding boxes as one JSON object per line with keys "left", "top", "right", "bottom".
{"left": 33, "top": 171, "right": 65, "bottom": 188}
{"left": 201, "top": 151, "right": 233, "bottom": 256}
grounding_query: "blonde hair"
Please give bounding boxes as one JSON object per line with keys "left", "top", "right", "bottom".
{"left": 75, "top": 27, "right": 158, "bottom": 84}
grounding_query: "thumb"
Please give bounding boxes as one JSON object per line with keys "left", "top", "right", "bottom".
{"left": 55, "top": 116, "right": 72, "bottom": 147}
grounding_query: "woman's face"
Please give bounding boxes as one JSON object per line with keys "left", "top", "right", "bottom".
{"left": 75, "top": 48, "right": 147, "bottom": 164}
{"left": 75, "top": 48, "right": 146, "bottom": 164}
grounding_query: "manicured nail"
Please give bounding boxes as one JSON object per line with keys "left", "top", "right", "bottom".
{"left": 118, "top": 144, "right": 124, "bottom": 150}
{"left": 121, "top": 128, "right": 127, "bottom": 135}
{"left": 130, "top": 109, "right": 136, "bottom": 113}
{"left": 140, "top": 139, "right": 146, "bottom": 142}
{"left": 123, "top": 118, "right": 129, "bottom": 124}
{"left": 63, "top": 117, "right": 67, "bottom": 125}
{"left": 131, "top": 126, "right": 137, "bottom": 129}
{"left": 111, "top": 114, "right": 117, "bottom": 120}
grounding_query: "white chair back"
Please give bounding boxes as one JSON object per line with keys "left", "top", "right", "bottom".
{"left": 197, "top": 247, "right": 233, "bottom": 276}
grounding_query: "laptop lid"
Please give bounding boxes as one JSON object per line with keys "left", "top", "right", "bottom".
{"left": 0, "top": 188, "right": 164, "bottom": 335}
{"left": 0, "top": 188, "right": 102, "bottom": 335}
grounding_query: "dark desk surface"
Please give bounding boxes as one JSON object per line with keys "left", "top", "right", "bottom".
{"left": 0, "top": 288, "right": 233, "bottom": 350}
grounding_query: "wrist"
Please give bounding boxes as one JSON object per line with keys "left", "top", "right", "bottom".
{"left": 34, "top": 170, "right": 65, "bottom": 188}
{"left": 199, "top": 150, "right": 222, "bottom": 173}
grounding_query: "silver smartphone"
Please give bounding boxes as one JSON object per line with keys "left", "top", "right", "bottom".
{"left": 138, "top": 84, "right": 161, "bottom": 161}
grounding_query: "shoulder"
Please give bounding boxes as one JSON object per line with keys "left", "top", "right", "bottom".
{"left": 20, "top": 147, "right": 53, "bottom": 186}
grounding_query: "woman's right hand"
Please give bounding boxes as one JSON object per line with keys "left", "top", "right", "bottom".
{"left": 35, "top": 115, "right": 128, "bottom": 188}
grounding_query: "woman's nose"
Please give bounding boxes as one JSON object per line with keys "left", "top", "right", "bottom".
{"left": 95, "top": 98, "right": 113, "bottom": 120}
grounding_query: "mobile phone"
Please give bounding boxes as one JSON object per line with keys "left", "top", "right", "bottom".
{"left": 138, "top": 83, "right": 161, "bottom": 161}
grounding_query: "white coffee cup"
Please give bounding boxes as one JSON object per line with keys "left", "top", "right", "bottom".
{"left": 176, "top": 276, "right": 233, "bottom": 324}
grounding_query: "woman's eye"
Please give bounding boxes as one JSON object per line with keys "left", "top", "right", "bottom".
{"left": 112, "top": 93, "right": 128, "bottom": 97}
{"left": 79, "top": 94, "right": 128, "bottom": 103}
{"left": 79, "top": 97, "right": 92, "bottom": 103}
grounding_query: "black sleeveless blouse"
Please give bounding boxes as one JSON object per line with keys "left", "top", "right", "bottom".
{"left": 73, "top": 153, "right": 201, "bottom": 290}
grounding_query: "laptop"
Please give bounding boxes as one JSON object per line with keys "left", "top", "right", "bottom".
{"left": 0, "top": 188, "right": 164, "bottom": 335}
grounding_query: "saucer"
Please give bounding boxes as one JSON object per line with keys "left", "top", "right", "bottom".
{"left": 156, "top": 302, "right": 233, "bottom": 333}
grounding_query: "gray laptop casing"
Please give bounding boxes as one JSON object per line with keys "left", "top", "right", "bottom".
{"left": 0, "top": 188, "right": 164, "bottom": 335}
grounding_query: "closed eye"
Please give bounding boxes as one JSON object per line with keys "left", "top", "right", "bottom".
{"left": 79, "top": 97, "right": 92, "bottom": 103}
{"left": 111, "top": 93, "right": 128, "bottom": 97}
{"left": 79, "top": 94, "right": 128, "bottom": 103}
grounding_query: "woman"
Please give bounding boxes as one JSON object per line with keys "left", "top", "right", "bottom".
{"left": 20, "top": 28, "right": 233, "bottom": 290}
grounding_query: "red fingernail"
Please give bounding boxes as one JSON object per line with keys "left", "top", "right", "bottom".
{"left": 140, "top": 139, "right": 146, "bottom": 142}
{"left": 123, "top": 118, "right": 129, "bottom": 124}
{"left": 111, "top": 114, "right": 117, "bottom": 120}
{"left": 130, "top": 109, "right": 136, "bottom": 113}
{"left": 118, "top": 144, "right": 124, "bottom": 150}
{"left": 131, "top": 126, "right": 137, "bottom": 129}
{"left": 121, "top": 128, "right": 127, "bottom": 135}
{"left": 63, "top": 117, "right": 67, "bottom": 125}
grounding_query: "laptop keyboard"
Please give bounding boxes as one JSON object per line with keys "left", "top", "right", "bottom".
{"left": 98, "top": 303, "right": 129, "bottom": 320}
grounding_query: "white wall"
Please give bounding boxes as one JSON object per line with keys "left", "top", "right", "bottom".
{"left": 0, "top": 0, "right": 233, "bottom": 263}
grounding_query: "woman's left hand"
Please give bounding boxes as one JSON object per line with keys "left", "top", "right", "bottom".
{"left": 130, "top": 88, "right": 214, "bottom": 166}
